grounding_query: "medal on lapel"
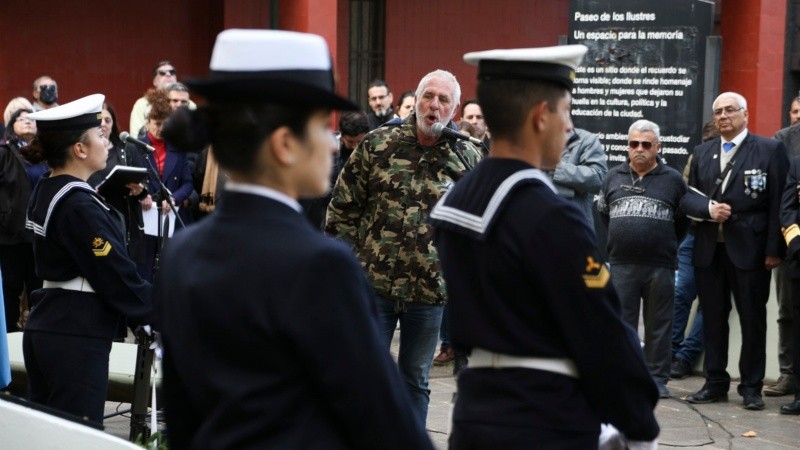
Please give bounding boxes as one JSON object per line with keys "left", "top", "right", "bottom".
{"left": 743, "top": 169, "right": 766, "bottom": 199}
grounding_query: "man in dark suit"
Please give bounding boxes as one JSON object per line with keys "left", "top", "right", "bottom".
{"left": 682, "top": 91, "right": 789, "bottom": 410}
{"left": 768, "top": 96, "right": 800, "bottom": 397}
{"left": 778, "top": 155, "right": 800, "bottom": 414}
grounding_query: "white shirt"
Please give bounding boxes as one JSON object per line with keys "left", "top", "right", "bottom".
{"left": 225, "top": 181, "right": 302, "bottom": 213}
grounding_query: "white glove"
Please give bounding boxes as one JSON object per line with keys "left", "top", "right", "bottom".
{"left": 599, "top": 424, "right": 626, "bottom": 450}
{"left": 599, "top": 424, "right": 658, "bottom": 450}
{"left": 149, "top": 331, "right": 163, "bottom": 361}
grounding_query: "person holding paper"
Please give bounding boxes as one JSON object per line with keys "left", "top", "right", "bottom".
{"left": 23, "top": 94, "right": 152, "bottom": 424}
{"left": 137, "top": 89, "right": 193, "bottom": 282}
{"left": 88, "top": 103, "right": 148, "bottom": 264}
{"left": 88, "top": 102, "right": 148, "bottom": 340}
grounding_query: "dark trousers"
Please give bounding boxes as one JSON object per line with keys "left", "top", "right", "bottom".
{"left": 611, "top": 264, "right": 674, "bottom": 385}
{"left": 775, "top": 262, "right": 794, "bottom": 376}
{"left": 792, "top": 278, "right": 800, "bottom": 398}
{"left": 0, "top": 243, "right": 41, "bottom": 331}
{"left": 23, "top": 330, "right": 112, "bottom": 424}
{"left": 449, "top": 422, "right": 598, "bottom": 449}
{"left": 695, "top": 244, "right": 770, "bottom": 395}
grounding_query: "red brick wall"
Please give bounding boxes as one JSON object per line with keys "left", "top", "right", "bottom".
{"left": 720, "top": 0, "right": 787, "bottom": 135}
{"left": 0, "top": 0, "right": 788, "bottom": 135}
{"left": 385, "top": 1, "right": 569, "bottom": 118}
{"left": 224, "top": 0, "right": 272, "bottom": 28}
{"left": 0, "top": 0, "right": 222, "bottom": 132}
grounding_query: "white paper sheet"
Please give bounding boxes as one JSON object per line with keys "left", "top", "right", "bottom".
{"left": 142, "top": 206, "right": 177, "bottom": 237}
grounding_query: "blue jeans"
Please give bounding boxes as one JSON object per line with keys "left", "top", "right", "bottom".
{"left": 672, "top": 233, "right": 704, "bottom": 365}
{"left": 375, "top": 297, "right": 443, "bottom": 427}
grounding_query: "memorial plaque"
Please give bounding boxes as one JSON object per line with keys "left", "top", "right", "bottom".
{"left": 569, "top": 0, "right": 715, "bottom": 171}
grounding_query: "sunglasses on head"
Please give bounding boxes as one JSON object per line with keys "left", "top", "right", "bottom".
{"left": 628, "top": 140, "right": 654, "bottom": 149}
{"left": 158, "top": 69, "right": 177, "bottom": 76}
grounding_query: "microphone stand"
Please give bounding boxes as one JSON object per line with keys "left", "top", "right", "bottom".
{"left": 129, "top": 327, "right": 155, "bottom": 441}
{"left": 128, "top": 215, "right": 166, "bottom": 441}
{"left": 129, "top": 147, "right": 182, "bottom": 442}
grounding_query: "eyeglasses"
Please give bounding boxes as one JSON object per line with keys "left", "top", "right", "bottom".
{"left": 158, "top": 69, "right": 177, "bottom": 76}
{"left": 713, "top": 106, "right": 744, "bottom": 117}
{"left": 628, "top": 140, "right": 654, "bottom": 149}
{"left": 15, "top": 116, "right": 34, "bottom": 123}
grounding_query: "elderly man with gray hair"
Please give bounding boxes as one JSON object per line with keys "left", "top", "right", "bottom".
{"left": 597, "top": 119, "right": 689, "bottom": 399}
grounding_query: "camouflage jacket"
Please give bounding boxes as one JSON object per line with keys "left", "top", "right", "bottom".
{"left": 325, "top": 114, "right": 482, "bottom": 305}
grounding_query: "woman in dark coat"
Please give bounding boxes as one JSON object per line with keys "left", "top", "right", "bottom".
{"left": 0, "top": 108, "right": 44, "bottom": 330}
{"left": 137, "top": 89, "right": 194, "bottom": 282}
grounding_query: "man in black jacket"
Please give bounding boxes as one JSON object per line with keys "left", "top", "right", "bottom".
{"left": 767, "top": 96, "right": 800, "bottom": 397}
{"left": 597, "top": 119, "right": 689, "bottom": 399}
{"left": 365, "top": 80, "right": 398, "bottom": 130}
{"left": 778, "top": 155, "right": 800, "bottom": 414}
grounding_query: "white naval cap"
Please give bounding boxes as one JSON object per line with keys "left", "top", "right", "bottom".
{"left": 185, "top": 29, "right": 357, "bottom": 110}
{"left": 463, "top": 44, "right": 588, "bottom": 89}
{"left": 27, "top": 94, "right": 104, "bottom": 131}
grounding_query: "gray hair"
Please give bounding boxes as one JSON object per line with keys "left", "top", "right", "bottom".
{"left": 415, "top": 69, "right": 461, "bottom": 112}
{"left": 628, "top": 119, "right": 661, "bottom": 142}
{"left": 164, "top": 82, "right": 189, "bottom": 93}
{"left": 713, "top": 92, "right": 747, "bottom": 111}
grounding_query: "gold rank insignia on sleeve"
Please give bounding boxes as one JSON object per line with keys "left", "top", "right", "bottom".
{"left": 583, "top": 256, "right": 610, "bottom": 289}
{"left": 92, "top": 237, "right": 112, "bottom": 257}
{"left": 783, "top": 224, "right": 800, "bottom": 247}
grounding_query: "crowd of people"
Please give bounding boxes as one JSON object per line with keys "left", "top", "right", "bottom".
{"left": 2, "top": 26, "right": 800, "bottom": 449}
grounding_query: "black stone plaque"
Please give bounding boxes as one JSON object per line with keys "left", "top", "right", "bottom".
{"left": 569, "top": 0, "right": 715, "bottom": 172}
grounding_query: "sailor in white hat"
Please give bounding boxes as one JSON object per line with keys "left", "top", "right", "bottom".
{"left": 429, "top": 45, "right": 660, "bottom": 449}
{"left": 23, "top": 94, "right": 153, "bottom": 424}
{"left": 156, "top": 29, "right": 434, "bottom": 449}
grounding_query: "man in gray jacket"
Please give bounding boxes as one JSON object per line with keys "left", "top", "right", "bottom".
{"left": 547, "top": 128, "right": 607, "bottom": 226}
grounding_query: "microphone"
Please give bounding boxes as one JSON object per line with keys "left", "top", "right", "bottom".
{"left": 432, "top": 122, "right": 483, "bottom": 146}
{"left": 120, "top": 131, "right": 155, "bottom": 152}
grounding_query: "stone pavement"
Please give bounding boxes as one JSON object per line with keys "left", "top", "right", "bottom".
{"left": 99, "top": 333, "right": 800, "bottom": 449}
{"left": 425, "top": 361, "right": 800, "bottom": 449}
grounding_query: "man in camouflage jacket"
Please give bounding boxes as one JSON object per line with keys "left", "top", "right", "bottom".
{"left": 326, "top": 69, "right": 482, "bottom": 426}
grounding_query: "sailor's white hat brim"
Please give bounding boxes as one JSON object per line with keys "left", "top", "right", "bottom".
{"left": 464, "top": 44, "right": 588, "bottom": 89}
{"left": 464, "top": 45, "right": 588, "bottom": 70}
{"left": 28, "top": 94, "right": 104, "bottom": 131}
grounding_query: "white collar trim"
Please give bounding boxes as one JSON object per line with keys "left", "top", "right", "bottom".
{"left": 430, "top": 168, "right": 555, "bottom": 234}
